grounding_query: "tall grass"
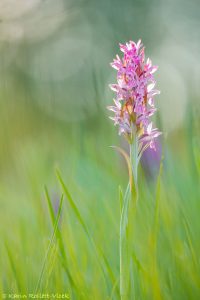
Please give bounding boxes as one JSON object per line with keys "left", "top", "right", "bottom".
{"left": 0, "top": 0, "right": 199, "bottom": 298}
{"left": 1, "top": 110, "right": 200, "bottom": 300}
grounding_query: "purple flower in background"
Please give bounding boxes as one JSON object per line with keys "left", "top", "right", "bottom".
{"left": 108, "top": 40, "right": 161, "bottom": 154}
{"left": 141, "top": 138, "right": 162, "bottom": 179}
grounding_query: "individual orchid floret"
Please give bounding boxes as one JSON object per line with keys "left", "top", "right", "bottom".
{"left": 108, "top": 40, "right": 161, "bottom": 154}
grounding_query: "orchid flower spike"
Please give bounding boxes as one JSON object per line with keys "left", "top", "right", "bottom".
{"left": 108, "top": 40, "right": 161, "bottom": 155}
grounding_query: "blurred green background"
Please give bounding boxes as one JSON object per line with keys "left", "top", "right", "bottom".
{"left": 0, "top": 0, "right": 200, "bottom": 299}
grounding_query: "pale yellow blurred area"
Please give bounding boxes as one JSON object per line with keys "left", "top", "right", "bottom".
{"left": 0, "top": 0, "right": 199, "bottom": 129}
{"left": 0, "top": 0, "right": 67, "bottom": 43}
{"left": 0, "top": 0, "right": 40, "bottom": 20}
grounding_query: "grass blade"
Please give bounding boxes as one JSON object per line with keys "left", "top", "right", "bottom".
{"left": 35, "top": 194, "right": 63, "bottom": 293}
{"left": 5, "top": 242, "right": 25, "bottom": 293}
{"left": 44, "top": 186, "right": 76, "bottom": 289}
{"left": 56, "top": 169, "right": 116, "bottom": 295}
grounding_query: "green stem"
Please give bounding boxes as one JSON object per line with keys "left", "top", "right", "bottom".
{"left": 120, "top": 183, "right": 130, "bottom": 300}
{"left": 130, "top": 135, "right": 139, "bottom": 201}
{"left": 120, "top": 131, "right": 139, "bottom": 300}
